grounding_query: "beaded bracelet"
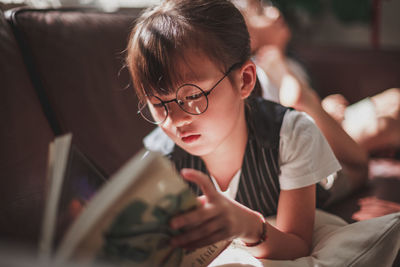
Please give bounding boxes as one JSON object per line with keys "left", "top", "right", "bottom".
{"left": 244, "top": 212, "right": 267, "bottom": 247}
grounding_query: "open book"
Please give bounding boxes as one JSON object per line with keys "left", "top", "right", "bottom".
{"left": 39, "top": 133, "right": 229, "bottom": 267}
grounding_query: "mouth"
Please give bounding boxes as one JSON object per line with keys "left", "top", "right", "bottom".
{"left": 181, "top": 134, "right": 201, "bottom": 143}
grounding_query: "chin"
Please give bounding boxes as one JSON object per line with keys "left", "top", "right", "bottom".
{"left": 177, "top": 142, "right": 213, "bottom": 157}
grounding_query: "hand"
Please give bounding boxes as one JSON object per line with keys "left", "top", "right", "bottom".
{"left": 169, "top": 168, "right": 263, "bottom": 250}
{"left": 352, "top": 196, "right": 400, "bottom": 221}
{"left": 321, "top": 94, "right": 349, "bottom": 124}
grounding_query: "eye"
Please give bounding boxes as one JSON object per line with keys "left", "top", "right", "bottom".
{"left": 147, "top": 95, "right": 165, "bottom": 109}
{"left": 152, "top": 102, "right": 164, "bottom": 108}
{"left": 185, "top": 92, "right": 203, "bottom": 101}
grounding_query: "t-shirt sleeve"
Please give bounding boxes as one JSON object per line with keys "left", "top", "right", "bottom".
{"left": 278, "top": 109, "right": 342, "bottom": 190}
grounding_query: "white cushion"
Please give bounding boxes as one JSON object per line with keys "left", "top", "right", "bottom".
{"left": 210, "top": 210, "right": 400, "bottom": 267}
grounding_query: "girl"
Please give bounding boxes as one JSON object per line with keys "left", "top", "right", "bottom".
{"left": 126, "top": 0, "right": 341, "bottom": 260}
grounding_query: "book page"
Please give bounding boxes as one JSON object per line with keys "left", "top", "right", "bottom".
{"left": 39, "top": 134, "right": 107, "bottom": 259}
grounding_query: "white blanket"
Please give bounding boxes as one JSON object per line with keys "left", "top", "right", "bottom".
{"left": 210, "top": 210, "right": 400, "bottom": 267}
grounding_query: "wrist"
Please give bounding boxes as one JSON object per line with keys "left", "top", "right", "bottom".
{"left": 241, "top": 211, "right": 267, "bottom": 247}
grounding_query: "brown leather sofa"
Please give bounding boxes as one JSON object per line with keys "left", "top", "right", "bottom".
{"left": 0, "top": 8, "right": 153, "bottom": 248}
{"left": 1, "top": 8, "right": 399, "bottom": 255}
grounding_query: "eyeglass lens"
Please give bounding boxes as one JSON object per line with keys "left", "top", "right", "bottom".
{"left": 138, "top": 84, "right": 208, "bottom": 124}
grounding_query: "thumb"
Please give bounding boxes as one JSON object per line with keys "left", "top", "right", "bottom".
{"left": 198, "top": 195, "right": 207, "bottom": 206}
{"left": 180, "top": 168, "right": 218, "bottom": 201}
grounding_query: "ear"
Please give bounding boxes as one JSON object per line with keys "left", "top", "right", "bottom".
{"left": 237, "top": 60, "right": 257, "bottom": 99}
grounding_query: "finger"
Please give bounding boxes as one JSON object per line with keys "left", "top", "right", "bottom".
{"left": 184, "top": 228, "right": 229, "bottom": 251}
{"left": 171, "top": 215, "right": 223, "bottom": 247}
{"left": 170, "top": 200, "right": 220, "bottom": 229}
{"left": 180, "top": 168, "right": 218, "bottom": 200}
{"left": 198, "top": 195, "right": 207, "bottom": 206}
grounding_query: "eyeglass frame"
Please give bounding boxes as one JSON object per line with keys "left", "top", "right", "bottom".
{"left": 137, "top": 62, "right": 242, "bottom": 124}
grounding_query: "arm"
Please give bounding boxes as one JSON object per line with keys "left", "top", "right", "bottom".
{"left": 247, "top": 185, "right": 315, "bottom": 259}
{"left": 169, "top": 168, "right": 315, "bottom": 260}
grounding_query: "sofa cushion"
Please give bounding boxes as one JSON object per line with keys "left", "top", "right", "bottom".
{"left": 0, "top": 10, "right": 54, "bottom": 246}
{"left": 5, "top": 8, "right": 154, "bottom": 175}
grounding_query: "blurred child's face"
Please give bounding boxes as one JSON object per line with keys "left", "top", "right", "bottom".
{"left": 154, "top": 51, "right": 248, "bottom": 157}
{"left": 243, "top": 1, "right": 291, "bottom": 52}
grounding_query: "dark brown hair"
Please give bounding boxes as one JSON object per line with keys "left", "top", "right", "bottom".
{"left": 126, "top": 0, "right": 251, "bottom": 100}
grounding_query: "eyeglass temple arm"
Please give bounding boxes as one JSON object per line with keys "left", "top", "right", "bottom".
{"left": 207, "top": 62, "right": 243, "bottom": 95}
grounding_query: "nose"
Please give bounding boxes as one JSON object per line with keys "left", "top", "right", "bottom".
{"left": 165, "top": 101, "right": 192, "bottom": 127}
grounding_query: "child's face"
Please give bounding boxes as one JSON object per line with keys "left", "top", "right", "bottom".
{"left": 244, "top": 1, "right": 291, "bottom": 52}
{"left": 154, "top": 52, "right": 248, "bottom": 157}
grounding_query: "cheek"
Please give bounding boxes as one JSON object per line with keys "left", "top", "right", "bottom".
{"left": 208, "top": 81, "right": 238, "bottom": 107}
{"left": 204, "top": 87, "right": 243, "bottom": 126}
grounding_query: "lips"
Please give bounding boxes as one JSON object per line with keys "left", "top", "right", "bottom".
{"left": 181, "top": 134, "right": 201, "bottom": 143}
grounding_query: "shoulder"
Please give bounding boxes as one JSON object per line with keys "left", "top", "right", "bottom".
{"left": 280, "top": 110, "right": 325, "bottom": 155}
{"left": 248, "top": 97, "right": 288, "bottom": 117}
{"left": 281, "top": 109, "right": 317, "bottom": 138}
{"left": 280, "top": 109, "right": 340, "bottom": 155}
{"left": 279, "top": 110, "right": 341, "bottom": 190}
{"left": 247, "top": 97, "right": 290, "bottom": 147}
{"left": 143, "top": 127, "right": 196, "bottom": 171}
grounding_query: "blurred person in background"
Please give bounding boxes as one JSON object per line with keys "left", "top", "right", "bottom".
{"left": 234, "top": 0, "right": 400, "bottom": 208}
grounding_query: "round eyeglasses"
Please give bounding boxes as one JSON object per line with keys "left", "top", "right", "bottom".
{"left": 137, "top": 63, "right": 240, "bottom": 124}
